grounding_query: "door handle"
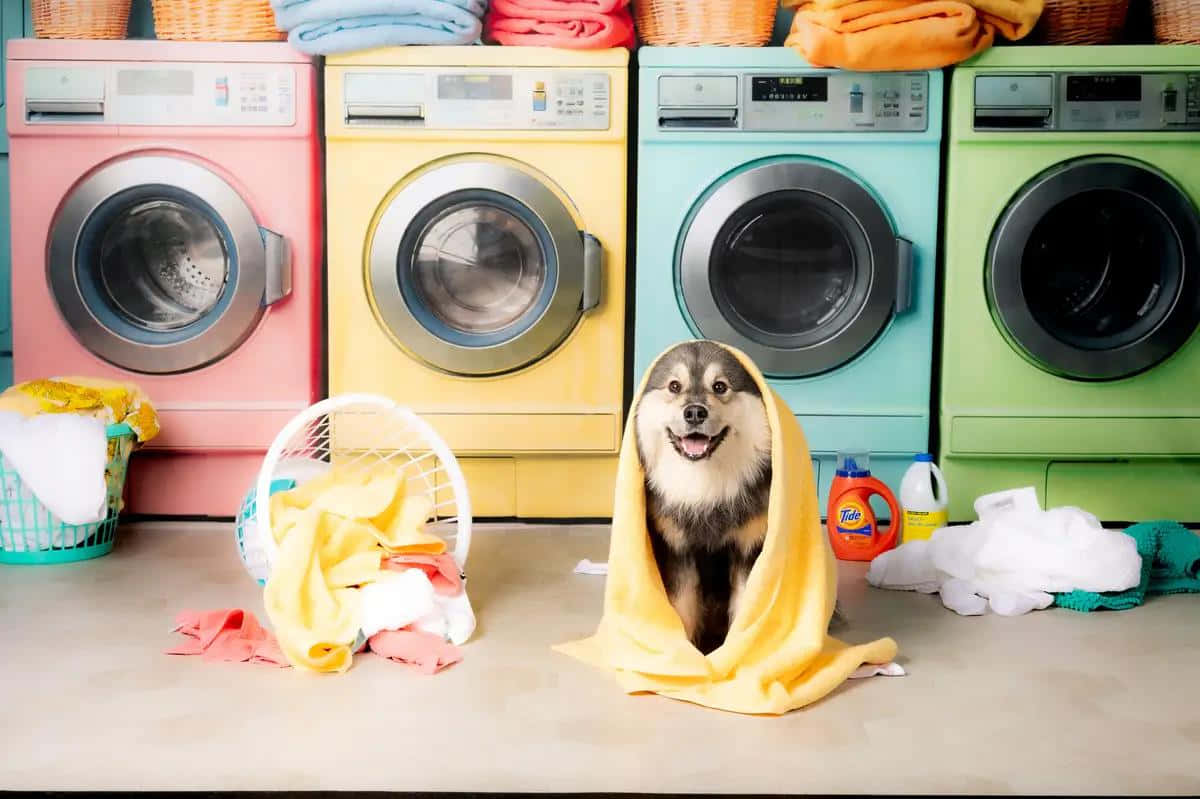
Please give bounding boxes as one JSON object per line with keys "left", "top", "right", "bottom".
{"left": 581, "top": 232, "right": 603, "bottom": 312}
{"left": 895, "top": 236, "right": 914, "bottom": 315}
{"left": 261, "top": 227, "right": 292, "bottom": 306}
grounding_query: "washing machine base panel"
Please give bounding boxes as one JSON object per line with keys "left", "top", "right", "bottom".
{"left": 125, "top": 451, "right": 260, "bottom": 518}
{"left": 455, "top": 455, "right": 618, "bottom": 519}
{"left": 940, "top": 456, "right": 1200, "bottom": 524}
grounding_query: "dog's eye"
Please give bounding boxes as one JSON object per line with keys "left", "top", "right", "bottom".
{"left": 668, "top": 380, "right": 682, "bottom": 394}
{"left": 712, "top": 380, "right": 728, "bottom": 395}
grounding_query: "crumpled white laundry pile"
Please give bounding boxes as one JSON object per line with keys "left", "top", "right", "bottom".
{"left": 866, "top": 487, "right": 1142, "bottom": 616}
{"left": 360, "top": 567, "right": 476, "bottom": 644}
{"left": 0, "top": 411, "right": 111, "bottom": 549}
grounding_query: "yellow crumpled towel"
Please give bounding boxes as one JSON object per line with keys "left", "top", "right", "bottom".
{"left": 0, "top": 376, "right": 160, "bottom": 443}
{"left": 782, "top": 0, "right": 1043, "bottom": 71}
{"left": 264, "top": 465, "right": 444, "bottom": 673}
{"left": 555, "top": 343, "right": 898, "bottom": 715}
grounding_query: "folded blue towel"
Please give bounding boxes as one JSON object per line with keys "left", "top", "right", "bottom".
{"left": 271, "top": 0, "right": 488, "bottom": 54}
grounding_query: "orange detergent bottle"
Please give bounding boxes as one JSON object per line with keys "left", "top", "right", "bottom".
{"left": 826, "top": 451, "right": 902, "bottom": 561}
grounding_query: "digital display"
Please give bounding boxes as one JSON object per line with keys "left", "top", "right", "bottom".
{"left": 437, "top": 74, "right": 513, "bottom": 101}
{"left": 1066, "top": 74, "right": 1142, "bottom": 103}
{"left": 752, "top": 76, "right": 828, "bottom": 102}
{"left": 118, "top": 69, "right": 194, "bottom": 97}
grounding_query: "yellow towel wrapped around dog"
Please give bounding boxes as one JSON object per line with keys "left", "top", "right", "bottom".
{"left": 264, "top": 465, "right": 443, "bottom": 673}
{"left": 555, "top": 343, "right": 897, "bottom": 715}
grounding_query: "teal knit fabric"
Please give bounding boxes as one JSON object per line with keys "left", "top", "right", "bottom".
{"left": 1054, "top": 521, "right": 1200, "bottom": 612}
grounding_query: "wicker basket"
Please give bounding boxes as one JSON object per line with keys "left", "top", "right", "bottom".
{"left": 1152, "top": 0, "right": 1200, "bottom": 43}
{"left": 151, "top": 0, "right": 285, "bottom": 41}
{"left": 32, "top": 0, "right": 131, "bottom": 39}
{"left": 634, "top": 0, "right": 776, "bottom": 47}
{"left": 1036, "top": 0, "right": 1130, "bottom": 44}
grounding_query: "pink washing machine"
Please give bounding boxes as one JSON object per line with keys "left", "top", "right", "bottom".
{"left": 5, "top": 40, "right": 322, "bottom": 517}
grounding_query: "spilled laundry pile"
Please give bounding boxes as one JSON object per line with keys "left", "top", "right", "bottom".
{"left": 484, "top": 0, "right": 635, "bottom": 48}
{"left": 0, "top": 377, "right": 158, "bottom": 550}
{"left": 168, "top": 465, "right": 473, "bottom": 675}
{"left": 867, "top": 487, "right": 1144, "bottom": 616}
{"left": 781, "top": 0, "right": 1043, "bottom": 70}
{"left": 270, "top": 0, "right": 489, "bottom": 54}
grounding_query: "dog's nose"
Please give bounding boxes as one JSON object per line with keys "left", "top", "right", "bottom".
{"left": 683, "top": 404, "right": 708, "bottom": 426}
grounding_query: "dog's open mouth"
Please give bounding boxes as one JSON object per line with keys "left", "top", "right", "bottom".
{"left": 667, "top": 427, "right": 729, "bottom": 461}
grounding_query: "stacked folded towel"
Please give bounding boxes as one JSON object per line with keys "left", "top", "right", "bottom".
{"left": 781, "top": 0, "right": 1044, "bottom": 71}
{"left": 485, "top": 0, "right": 635, "bottom": 49}
{"left": 270, "top": 0, "right": 489, "bottom": 55}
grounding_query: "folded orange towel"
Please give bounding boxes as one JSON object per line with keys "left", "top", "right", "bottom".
{"left": 485, "top": 0, "right": 635, "bottom": 48}
{"left": 782, "top": 0, "right": 1042, "bottom": 71}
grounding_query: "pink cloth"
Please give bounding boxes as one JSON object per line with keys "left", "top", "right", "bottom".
{"left": 368, "top": 629, "right": 464, "bottom": 674}
{"left": 381, "top": 553, "right": 464, "bottom": 596}
{"left": 485, "top": 0, "right": 635, "bottom": 49}
{"left": 167, "top": 608, "right": 464, "bottom": 675}
{"left": 165, "top": 608, "right": 289, "bottom": 667}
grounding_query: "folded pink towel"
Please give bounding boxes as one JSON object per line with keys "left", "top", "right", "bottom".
{"left": 368, "top": 629, "right": 464, "bottom": 674}
{"left": 381, "top": 552, "right": 464, "bottom": 596}
{"left": 485, "top": 0, "right": 635, "bottom": 48}
{"left": 166, "top": 608, "right": 289, "bottom": 667}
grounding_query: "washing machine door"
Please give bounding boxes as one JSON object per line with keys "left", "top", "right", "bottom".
{"left": 368, "top": 159, "right": 602, "bottom": 376}
{"left": 987, "top": 157, "right": 1200, "bottom": 381}
{"left": 48, "top": 155, "right": 291, "bottom": 374}
{"left": 678, "top": 160, "right": 913, "bottom": 378}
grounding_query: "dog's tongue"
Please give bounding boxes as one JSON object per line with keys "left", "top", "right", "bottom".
{"left": 681, "top": 435, "right": 710, "bottom": 457}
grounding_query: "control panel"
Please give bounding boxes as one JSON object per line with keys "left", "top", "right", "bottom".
{"left": 341, "top": 68, "right": 610, "bottom": 130}
{"left": 973, "top": 71, "right": 1200, "bottom": 131}
{"left": 656, "top": 71, "right": 929, "bottom": 132}
{"left": 23, "top": 64, "right": 296, "bottom": 126}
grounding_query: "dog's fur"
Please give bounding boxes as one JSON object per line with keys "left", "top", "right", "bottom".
{"left": 634, "top": 341, "right": 773, "bottom": 654}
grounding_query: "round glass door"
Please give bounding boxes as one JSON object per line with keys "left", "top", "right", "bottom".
{"left": 49, "top": 155, "right": 283, "bottom": 375}
{"left": 370, "top": 161, "right": 596, "bottom": 377}
{"left": 987, "top": 158, "right": 1200, "bottom": 380}
{"left": 679, "top": 160, "right": 910, "bottom": 378}
{"left": 399, "top": 191, "right": 555, "bottom": 347}
{"left": 709, "top": 191, "right": 863, "bottom": 346}
{"left": 96, "top": 198, "right": 229, "bottom": 332}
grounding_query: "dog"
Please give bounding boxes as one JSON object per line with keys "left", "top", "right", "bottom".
{"left": 634, "top": 341, "right": 773, "bottom": 654}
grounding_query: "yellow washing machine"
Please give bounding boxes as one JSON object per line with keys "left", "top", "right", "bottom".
{"left": 325, "top": 47, "right": 628, "bottom": 518}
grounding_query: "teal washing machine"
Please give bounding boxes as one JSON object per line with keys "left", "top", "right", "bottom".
{"left": 634, "top": 48, "right": 944, "bottom": 510}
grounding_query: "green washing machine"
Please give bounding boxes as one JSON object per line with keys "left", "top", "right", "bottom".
{"left": 940, "top": 46, "right": 1200, "bottom": 523}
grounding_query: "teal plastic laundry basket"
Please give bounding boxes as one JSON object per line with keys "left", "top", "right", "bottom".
{"left": 0, "top": 423, "right": 135, "bottom": 565}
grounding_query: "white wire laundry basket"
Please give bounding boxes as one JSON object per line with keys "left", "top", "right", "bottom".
{"left": 241, "top": 394, "right": 472, "bottom": 583}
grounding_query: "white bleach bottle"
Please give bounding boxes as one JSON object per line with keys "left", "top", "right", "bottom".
{"left": 900, "top": 453, "right": 949, "bottom": 543}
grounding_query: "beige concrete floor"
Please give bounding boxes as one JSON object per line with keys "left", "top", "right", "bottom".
{"left": 2, "top": 521, "right": 1199, "bottom": 793}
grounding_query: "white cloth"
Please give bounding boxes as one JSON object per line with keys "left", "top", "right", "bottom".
{"left": 0, "top": 411, "right": 109, "bottom": 544}
{"left": 359, "top": 568, "right": 476, "bottom": 645}
{"left": 867, "top": 487, "right": 1142, "bottom": 616}
{"left": 848, "top": 661, "right": 906, "bottom": 679}
{"left": 359, "top": 569, "right": 437, "bottom": 638}
{"left": 414, "top": 587, "right": 476, "bottom": 645}
{"left": 573, "top": 559, "right": 608, "bottom": 575}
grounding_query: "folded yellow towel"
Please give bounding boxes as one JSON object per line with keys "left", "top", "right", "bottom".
{"left": 264, "top": 465, "right": 442, "bottom": 673}
{"left": 0, "top": 376, "right": 160, "bottom": 442}
{"left": 555, "top": 343, "right": 897, "bottom": 715}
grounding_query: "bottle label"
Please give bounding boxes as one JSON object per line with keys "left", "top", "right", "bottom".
{"left": 903, "top": 509, "right": 949, "bottom": 542}
{"left": 835, "top": 498, "right": 874, "bottom": 547}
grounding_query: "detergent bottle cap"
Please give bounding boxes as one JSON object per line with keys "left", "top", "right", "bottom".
{"left": 914, "top": 453, "right": 933, "bottom": 462}
{"left": 835, "top": 450, "right": 871, "bottom": 478}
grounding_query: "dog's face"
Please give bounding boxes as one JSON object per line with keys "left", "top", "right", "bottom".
{"left": 635, "top": 341, "right": 771, "bottom": 507}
